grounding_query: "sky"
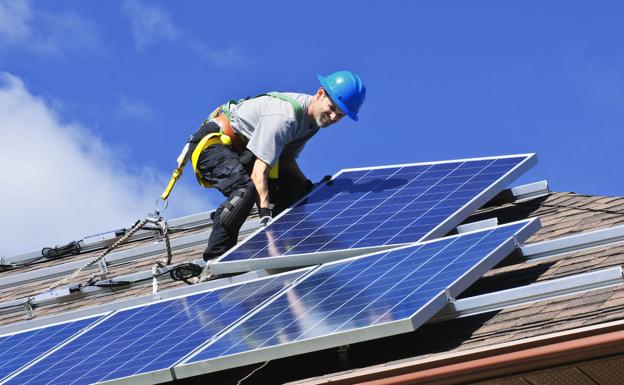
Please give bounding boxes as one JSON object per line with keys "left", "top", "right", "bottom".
{"left": 1, "top": 1, "right": 623, "bottom": 257}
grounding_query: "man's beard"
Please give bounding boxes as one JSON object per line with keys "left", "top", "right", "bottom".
{"left": 316, "top": 113, "right": 331, "bottom": 128}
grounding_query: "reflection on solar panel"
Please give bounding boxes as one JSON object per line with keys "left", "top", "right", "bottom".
{"left": 0, "top": 316, "right": 101, "bottom": 382}
{"left": 177, "top": 218, "right": 539, "bottom": 377}
{"left": 4, "top": 270, "right": 307, "bottom": 385}
{"left": 212, "top": 154, "right": 536, "bottom": 274}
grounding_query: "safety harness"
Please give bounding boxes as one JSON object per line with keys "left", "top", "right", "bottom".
{"left": 160, "top": 92, "right": 303, "bottom": 200}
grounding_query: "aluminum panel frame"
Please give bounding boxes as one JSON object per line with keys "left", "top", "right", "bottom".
{"left": 1, "top": 269, "right": 313, "bottom": 385}
{"left": 94, "top": 367, "right": 173, "bottom": 385}
{"left": 0, "top": 312, "right": 112, "bottom": 384}
{"left": 175, "top": 219, "right": 539, "bottom": 379}
{"left": 173, "top": 302, "right": 439, "bottom": 380}
{"left": 210, "top": 154, "right": 537, "bottom": 275}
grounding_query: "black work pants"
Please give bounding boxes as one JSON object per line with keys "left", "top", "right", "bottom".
{"left": 199, "top": 145, "right": 310, "bottom": 261}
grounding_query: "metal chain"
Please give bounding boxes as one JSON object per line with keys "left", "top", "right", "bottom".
{"left": 46, "top": 217, "right": 150, "bottom": 292}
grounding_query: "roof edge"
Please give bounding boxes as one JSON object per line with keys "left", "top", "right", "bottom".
{"left": 292, "top": 318, "right": 624, "bottom": 385}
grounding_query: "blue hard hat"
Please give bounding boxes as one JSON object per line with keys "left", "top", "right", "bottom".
{"left": 317, "top": 70, "right": 366, "bottom": 121}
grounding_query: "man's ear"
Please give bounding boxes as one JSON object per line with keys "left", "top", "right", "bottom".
{"left": 315, "top": 87, "right": 325, "bottom": 99}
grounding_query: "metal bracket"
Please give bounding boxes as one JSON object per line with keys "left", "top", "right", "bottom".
{"left": 444, "top": 288, "right": 455, "bottom": 301}
{"left": 456, "top": 218, "right": 498, "bottom": 234}
{"left": 152, "top": 228, "right": 162, "bottom": 242}
{"left": 337, "top": 345, "right": 350, "bottom": 368}
{"left": 98, "top": 258, "right": 109, "bottom": 276}
{"left": 520, "top": 224, "right": 624, "bottom": 262}
{"left": 24, "top": 298, "right": 34, "bottom": 319}
{"left": 433, "top": 266, "right": 623, "bottom": 321}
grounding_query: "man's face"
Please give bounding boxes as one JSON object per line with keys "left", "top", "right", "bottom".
{"left": 314, "top": 88, "right": 345, "bottom": 128}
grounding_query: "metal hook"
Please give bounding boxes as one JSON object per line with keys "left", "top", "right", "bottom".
{"left": 154, "top": 198, "right": 169, "bottom": 215}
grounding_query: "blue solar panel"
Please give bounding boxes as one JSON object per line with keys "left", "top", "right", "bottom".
{"left": 178, "top": 219, "right": 538, "bottom": 377}
{"left": 0, "top": 316, "right": 101, "bottom": 382}
{"left": 4, "top": 270, "right": 307, "bottom": 385}
{"left": 212, "top": 154, "right": 536, "bottom": 274}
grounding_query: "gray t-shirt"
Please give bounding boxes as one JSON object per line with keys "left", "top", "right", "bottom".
{"left": 228, "top": 92, "right": 318, "bottom": 165}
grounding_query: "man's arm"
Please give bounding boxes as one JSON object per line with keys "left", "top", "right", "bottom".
{"left": 251, "top": 158, "right": 271, "bottom": 210}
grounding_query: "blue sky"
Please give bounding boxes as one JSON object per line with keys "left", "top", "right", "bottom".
{"left": 1, "top": 1, "right": 623, "bottom": 255}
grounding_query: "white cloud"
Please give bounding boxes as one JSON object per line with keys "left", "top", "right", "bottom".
{"left": 0, "top": 0, "right": 31, "bottom": 43}
{"left": 121, "top": 0, "right": 179, "bottom": 51}
{"left": 0, "top": 0, "right": 100, "bottom": 56}
{"left": 114, "top": 95, "right": 155, "bottom": 122}
{"left": 0, "top": 73, "right": 214, "bottom": 257}
{"left": 120, "top": 0, "right": 249, "bottom": 67}
{"left": 187, "top": 41, "right": 251, "bottom": 68}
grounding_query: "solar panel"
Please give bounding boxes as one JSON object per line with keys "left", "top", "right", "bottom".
{"left": 211, "top": 154, "right": 536, "bottom": 274}
{"left": 3, "top": 270, "right": 308, "bottom": 385}
{"left": 0, "top": 316, "right": 102, "bottom": 382}
{"left": 176, "top": 218, "right": 540, "bottom": 378}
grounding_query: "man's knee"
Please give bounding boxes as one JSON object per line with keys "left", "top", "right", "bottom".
{"left": 219, "top": 181, "right": 257, "bottom": 233}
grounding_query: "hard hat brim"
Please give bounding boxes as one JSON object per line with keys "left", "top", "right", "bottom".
{"left": 317, "top": 75, "right": 359, "bottom": 121}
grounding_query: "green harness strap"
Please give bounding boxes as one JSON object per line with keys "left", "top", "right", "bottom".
{"left": 221, "top": 92, "right": 304, "bottom": 179}
{"left": 222, "top": 92, "right": 303, "bottom": 129}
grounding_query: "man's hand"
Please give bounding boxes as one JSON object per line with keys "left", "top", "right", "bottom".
{"left": 306, "top": 175, "right": 333, "bottom": 192}
{"left": 316, "top": 175, "right": 333, "bottom": 186}
{"left": 259, "top": 207, "right": 272, "bottom": 226}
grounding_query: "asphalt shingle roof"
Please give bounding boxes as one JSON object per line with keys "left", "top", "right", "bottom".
{"left": 1, "top": 191, "right": 623, "bottom": 384}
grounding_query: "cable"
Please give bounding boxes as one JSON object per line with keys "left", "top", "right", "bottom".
{"left": 236, "top": 361, "right": 270, "bottom": 385}
{"left": 0, "top": 263, "right": 15, "bottom": 272}
{"left": 93, "top": 280, "right": 132, "bottom": 288}
{"left": 169, "top": 263, "right": 203, "bottom": 284}
{"left": 41, "top": 241, "right": 81, "bottom": 260}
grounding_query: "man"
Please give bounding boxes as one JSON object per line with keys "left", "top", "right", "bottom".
{"left": 184, "top": 70, "right": 366, "bottom": 262}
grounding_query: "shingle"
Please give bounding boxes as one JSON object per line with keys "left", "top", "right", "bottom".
{"left": 609, "top": 290, "right": 624, "bottom": 300}
{"left": 601, "top": 295, "right": 624, "bottom": 309}
{"left": 556, "top": 303, "right": 604, "bottom": 319}
{"left": 593, "top": 196, "right": 623, "bottom": 204}
{"left": 2, "top": 189, "right": 624, "bottom": 385}
{"left": 544, "top": 193, "right": 574, "bottom": 205}
{"left": 473, "top": 319, "right": 524, "bottom": 335}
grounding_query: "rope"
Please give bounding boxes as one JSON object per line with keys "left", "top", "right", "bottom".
{"left": 151, "top": 214, "right": 176, "bottom": 293}
{"left": 159, "top": 218, "right": 173, "bottom": 265}
{"left": 46, "top": 217, "right": 150, "bottom": 292}
{"left": 152, "top": 263, "right": 160, "bottom": 294}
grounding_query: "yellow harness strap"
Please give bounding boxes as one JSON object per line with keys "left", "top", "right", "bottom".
{"left": 160, "top": 132, "right": 232, "bottom": 200}
{"left": 160, "top": 168, "right": 182, "bottom": 201}
{"left": 160, "top": 142, "right": 189, "bottom": 200}
{"left": 269, "top": 159, "right": 279, "bottom": 179}
{"left": 161, "top": 102, "right": 281, "bottom": 200}
{"left": 190, "top": 133, "right": 232, "bottom": 187}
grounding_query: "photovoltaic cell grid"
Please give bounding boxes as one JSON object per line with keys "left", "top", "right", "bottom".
{"left": 218, "top": 155, "right": 533, "bottom": 265}
{"left": 4, "top": 270, "right": 306, "bottom": 385}
{"left": 184, "top": 220, "right": 536, "bottom": 369}
{"left": 0, "top": 316, "right": 101, "bottom": 381}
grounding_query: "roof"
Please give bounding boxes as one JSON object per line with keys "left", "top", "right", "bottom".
{"left": 282, "top": 192, "right": 624, "bottom": 385}
{"left": 1, "top": 189, "right": 623, "bottom": 384}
